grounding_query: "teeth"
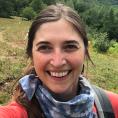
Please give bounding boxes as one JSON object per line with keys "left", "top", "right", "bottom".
{"left": 50, "top": 71, "right": 68, "bottom": 77}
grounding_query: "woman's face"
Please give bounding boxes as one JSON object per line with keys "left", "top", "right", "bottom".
{"left": 32, "top": 19, "right": 86, "bottom": 99}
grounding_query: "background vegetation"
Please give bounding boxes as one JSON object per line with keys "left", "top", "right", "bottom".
{"left": 0, "top": 0, "right": 118, "bottom": 104}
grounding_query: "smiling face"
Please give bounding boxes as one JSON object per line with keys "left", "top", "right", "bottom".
{"left": 32, "top": 19, "right": 86, "bottom": 100}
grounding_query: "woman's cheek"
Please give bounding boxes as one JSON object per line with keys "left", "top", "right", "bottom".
{"left": 33, "top": 53, "right": 51, "bottom": 73}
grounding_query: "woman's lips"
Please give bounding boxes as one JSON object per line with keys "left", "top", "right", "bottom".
{"left": 46, "top": 70, "right": 72, "bottom": 80}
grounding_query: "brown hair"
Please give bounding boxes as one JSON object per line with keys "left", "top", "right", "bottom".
{"left": 13, "top": 3, "right": 93, "bottom": 118}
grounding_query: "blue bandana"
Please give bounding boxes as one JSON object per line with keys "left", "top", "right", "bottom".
{"left": 19, "top": 74, "right": 96, "bottom": 118}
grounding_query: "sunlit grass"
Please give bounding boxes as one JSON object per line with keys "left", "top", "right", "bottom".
{"left": 87, "top": 48, "right": 118, "bottom": 93}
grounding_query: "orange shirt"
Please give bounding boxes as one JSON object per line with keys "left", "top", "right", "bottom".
{"left": 107, "top": 91, "right": 118, "bottom": 118}
{"left": 0, "top": 91, "right": 118, "bottom": 118}
{"left": 0, "top": 102, "right": 28, "bottom": 118}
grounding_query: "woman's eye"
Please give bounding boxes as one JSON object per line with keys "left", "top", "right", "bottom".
{"left": 37, "top": 45, "right": 52, "bottom": 53}
{"left": 64, "top": 44, "right": 79, "bottom": 52}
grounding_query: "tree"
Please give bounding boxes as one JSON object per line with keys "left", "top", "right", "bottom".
{"left": 43, "top": 0, "right": 58, "bottom": 5}
{"left": 30, "top": 0, "right": 47, "bottom": 13}
{"left": 14, "top": 0, "right": 30, "bottom": 15}
{"left": 101, "top": 9, "right": 118, "bottom": 40}
{"left": 73, "top": 0, "right": 95, "bottom": 13}
{"left": 0, "top": 0, "right": 14, "bottom": 17}
{"left": 64, "top": 0, "right": 74, "bottom": 8}
{"left": 21, "top": 7, "right": 36, "bottom": 20}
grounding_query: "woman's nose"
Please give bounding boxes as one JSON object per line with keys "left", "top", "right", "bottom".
{"left": 50, "top": 51, "right": 67, "bottom": 67}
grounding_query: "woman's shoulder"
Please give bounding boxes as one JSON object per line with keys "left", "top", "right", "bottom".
{"left": 106, "top": 90, "right": 118, "bottom": 118}
{"left": 92, "top": 85, "right": 118, "bottom": 118}
{"left": 106, "top": 90, "right": 118, "bottom": 106}
{"left": 0, "top": 101, "right": 28, "bottom": 118}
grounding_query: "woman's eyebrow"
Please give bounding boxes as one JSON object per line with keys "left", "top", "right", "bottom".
{"left": 64, "top": 40, "right": 79, "bottom": 45}
{"left": 35, "top": 40, "right": 79, "bottom": 46}
{"left": 36, "top": 41, "right": 50, "bottom": 46}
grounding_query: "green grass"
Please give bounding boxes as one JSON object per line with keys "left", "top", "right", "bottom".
{"left": 0, "top": 17, "right": 30, "bottom": 104}
{"left": 0, "top": 92, "right": 11, "bottom": 105}
{"left": 87, "top": 50, "right": 118, "bottom": 93}
{"left": 0, "top": 17, "right": 118, "bottom": 104}
{"left": 0, "top": 17, "right": 29, "bottom": 83}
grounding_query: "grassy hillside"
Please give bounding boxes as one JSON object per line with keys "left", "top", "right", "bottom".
{"left": 0, "top": 17, "right": 31, "bottom": 104}
{"left": 0, "top": 17, "right": 118, "bottom": 104}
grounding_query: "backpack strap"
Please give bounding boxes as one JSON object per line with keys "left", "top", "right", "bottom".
{"left": 92, "top": 85, "right": 115, "bottom": 118}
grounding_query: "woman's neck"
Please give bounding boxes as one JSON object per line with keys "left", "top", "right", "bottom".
{"left": 50, "top": 83, "right": 81, "bottom": 102}
{"left": 51, "top": 91, "right": 77, "bottom": 102}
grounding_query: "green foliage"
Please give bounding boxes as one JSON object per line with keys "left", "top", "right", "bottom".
{"left": 101, "top": 8, "right": 118, "bottom": 40}
{"left": 97, "top": 0, "right": 118, "bottom": 5}
{"left": 82, "top": 5, "right": 118, "bottom": 40}
{"left": 92, "top": 32, "right": 110, "bottom": 53}
{"left": 22, "top": 7, "right": 36, "bottom": 20}
{"left": 108, "top": 41, "right": 118, "bottom": 54}
{"left": 30, "top": 0, "right": 47, "bottom": 13}
{"left": 73, "top": 0, "right": 94, "bottom": 13}
{"left": 14, "top": 0, "right": 30, "bottom": 15}
{"left": 0, "top": 0, "right": 14, "bottom": 17}
{"left": 64, "top": 0, "right": 74, "bottom": 8}
{"left": 83, "top": 7, "right": 100, "bottom": 27}
{"left": 43, "top": 0, "right": 58, "bottom": 5}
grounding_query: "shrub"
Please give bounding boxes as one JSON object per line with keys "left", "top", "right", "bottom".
{"left": 92, "top": 32, "right": 110, "bottom": 53}
{"left": 108, "top": 41, "right": 118, "bottom": 54}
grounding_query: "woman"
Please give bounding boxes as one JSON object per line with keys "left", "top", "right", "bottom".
{"left": 0, "top": 4, "right": 118, "bottom": 118}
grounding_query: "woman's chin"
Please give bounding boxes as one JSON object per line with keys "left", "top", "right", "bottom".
{"left": 50, "top": 87, "right": 68, "bottom": 95}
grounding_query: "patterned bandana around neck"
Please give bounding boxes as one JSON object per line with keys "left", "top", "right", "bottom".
{"left": 19, "top": 74, "right": 96, "bottom": 118}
